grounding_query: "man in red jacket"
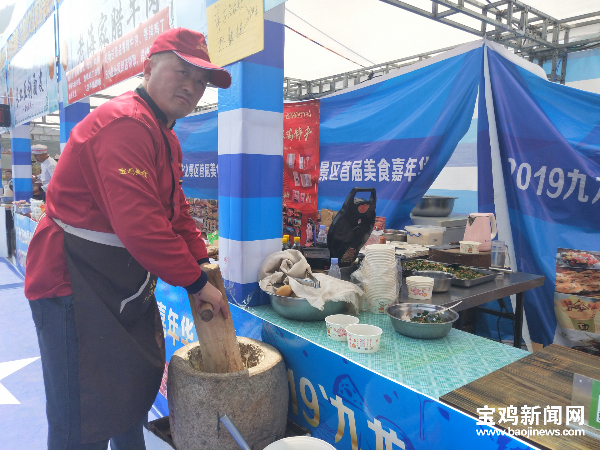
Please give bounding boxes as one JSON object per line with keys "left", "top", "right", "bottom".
{"left": 25, "top": 28, "right": 231, "bottom": 449}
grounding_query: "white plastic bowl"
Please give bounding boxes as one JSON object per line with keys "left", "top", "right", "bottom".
{"left": 346, "top": 324, "right": 383, "bottom": 353}
{"left": 406, "top": 283, "right": 434, "bottom": 300}
{"left": 325, "top": 314, "right": 359, "bottom": 341}
{"left": 406, "top": 276, "right": 435, "bottom": 300}
{"left": 368, "top": 298, "right": 395, "bottom": 314}
{"left": 406, "top": 276, "right": 435, "bottom": 285}
{"left": 265, "top": 437, "right": 336, "bottom": 449}
{"left": 460, "top": 241, "right": 481, "bottom": 254}
{"left": 364, "top": 243, "right": 395, "bottom": 252}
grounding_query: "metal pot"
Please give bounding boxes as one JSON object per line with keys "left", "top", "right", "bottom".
{"left": 387, "top": 303, "right": 459, "bottom": 339}
{"left": 411, "top": 195, "right": 457, "bottom": 217}
{"left": 413, "top": 270, "right": 455, "bottom": 292}
{"left": 265, "top": 289, "right": 346, "bottom": 321}
{"left": 383, "top": 229, "right": 407, "bottom": 242}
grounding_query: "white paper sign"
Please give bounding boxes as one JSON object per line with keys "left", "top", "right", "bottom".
{"left": 8, "top": 18, "right": 59, "bottom": 127}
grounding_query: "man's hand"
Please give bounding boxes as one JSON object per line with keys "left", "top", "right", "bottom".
{"left": 192, "top": 282, "right": 228, "bottom": 319}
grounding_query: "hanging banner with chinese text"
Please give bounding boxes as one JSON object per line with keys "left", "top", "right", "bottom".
{"left": 317, "top": 42, "right": 482, "bottom": 230}
{"left": 14, "top": 213, "right": 37, "bottom": 276}
{"left": 478, "top": 43, "right": 600, "bottom": 347}
{"left": 283, "top": 100, "right": 319, "bottom": 246}
{"left": 175, "top": 109, "right": 220, "bottom": 235}
{"left": 8, "top": 16, "right": 59, "bottom": 127}
{"left": 5, "top": 0, "right": 55, "bottom": 62}
{"left": 176, "top": 109, "right": 219, "bottom": 201}
{"left": 58, "top": 0, "right": 172, "bottom": 104}
{"left": 0, "top": 46, "right": 8, "bottom": 134}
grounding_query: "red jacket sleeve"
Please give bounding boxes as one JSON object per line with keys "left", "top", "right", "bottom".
{"left": 76, "top": 117, "right": 206, "bottom": 292}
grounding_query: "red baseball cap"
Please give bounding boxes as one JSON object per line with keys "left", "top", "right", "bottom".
{"left": 148, "top": 27, "right": 232, "bottom": 89}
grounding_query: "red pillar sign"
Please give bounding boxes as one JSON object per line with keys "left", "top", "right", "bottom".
{"left": 283, "top": 100, "right": 320, "bottom": 247}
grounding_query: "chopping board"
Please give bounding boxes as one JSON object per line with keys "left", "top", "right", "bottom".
{"left": 429, "top": 246, "right": 491, "bottom": 268}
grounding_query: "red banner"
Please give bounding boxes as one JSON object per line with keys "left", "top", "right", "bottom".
{"left": 65, "top": 6, "right": 170, "bottom": 104}
{"left": 283, "top": 100, "right": 320, "bottom": 247}
{"left": 103, "top": 7, "right": 169, "bottom": 87}
{"left": 66, "top": 53, "right": 103, "bottom": 103}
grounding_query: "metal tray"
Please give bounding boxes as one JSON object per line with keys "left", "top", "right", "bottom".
{"left": 450, "top": 267, "right": 499, "bottom": 287}
{"left": 402, "top": 261, "right": 499, "bottom": 287}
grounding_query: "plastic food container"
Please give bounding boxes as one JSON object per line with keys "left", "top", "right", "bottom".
{"left": 406, "top": 276, "right": 435, "bottom": 300}
{"left": 368, "top": 298, "right": 395, "bottom": 314}
{"left": 325, "top": 314, "right": 359, "bottom": 341}
{"left": 405, "top": 225, "right": 446, "bottom": 245}
{"left": 346, "top": 324, "right": 383, "bottom": 353}
{"left": 18, "top": 204, "right": 31, "bottom": 215}
{"left": 413, "top": 270, "right": 455, "bottom": 292}
{"left": 265, "top": 436, "right": 336, "bottom": 450}
{"left": 459, "top": 241, "right": 481, "bottom": 254}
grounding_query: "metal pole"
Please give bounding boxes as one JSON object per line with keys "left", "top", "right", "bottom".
{"left": 220, "top": 415, "right": 252, "bottom": 450}
{"left": 560, "top": 28, "right": 570, "bottom": 84}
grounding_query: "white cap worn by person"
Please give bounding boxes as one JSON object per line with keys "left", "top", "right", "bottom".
{"left": 31, "top": 144, "right": 48, "bottom": 154}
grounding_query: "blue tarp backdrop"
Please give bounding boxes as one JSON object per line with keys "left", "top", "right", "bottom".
{"left": 176, "top": 108, "right": 219, "bottom": 201}
{"left": 316, "top": 44, "right": 481, "bottom": 229}
{"left": 478, "top": 43, "right": 600, "bottom": 347}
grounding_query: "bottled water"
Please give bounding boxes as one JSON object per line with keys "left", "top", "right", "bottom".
{"left": 329, "top": 258, "right": 342, "bottom": 279}
{"left": 316, "top": 225, "right": 328, "bottom": 247}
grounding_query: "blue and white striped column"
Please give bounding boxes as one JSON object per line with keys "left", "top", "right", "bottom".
{"left": 59, "top": 97, "right": 90, "bottom": 153}
{"left": 10, "top": 124, "right": 32, "bottom": 202}
{"left": 218, "top": 4, "right": 285, "bottom": 307}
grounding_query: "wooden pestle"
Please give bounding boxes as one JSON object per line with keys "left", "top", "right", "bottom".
{"left": 186, "top": 263, "right": 243, "bottom": 374}
{"left": 199, "top": 301, "right": 214, "bottom": 322}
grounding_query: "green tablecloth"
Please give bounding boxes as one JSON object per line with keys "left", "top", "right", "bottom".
{"left": 244, "top": 305, "right": 528, "bottom": 398}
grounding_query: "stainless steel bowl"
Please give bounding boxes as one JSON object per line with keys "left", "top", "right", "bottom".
{"left": 411, "top": 195, "right": 457, "bottom": 217}
{"left": 387, "top": 303, "right": 459, "bottom": 339}
{"left": 266, "top": 289, "right": 346, "bottom": 321}
{"left": 383, "top": 230, "right": 407, "bottom": 242}
{"left": 413, "top": 270, "right": 455, "bottom": 292}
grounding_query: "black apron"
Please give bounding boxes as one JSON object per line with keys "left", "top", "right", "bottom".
{"left": 63, "top": 232, "right": 165, "bottom": 443}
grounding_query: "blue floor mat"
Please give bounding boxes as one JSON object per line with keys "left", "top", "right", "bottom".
{"left": 0, "top": 281, "right": 47, "bottom": 450}
{"left": 0, "top": 258, "right": 24, "bottom": 288}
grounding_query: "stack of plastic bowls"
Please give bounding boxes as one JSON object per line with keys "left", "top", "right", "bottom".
{"left": 363, "top": 244, "right": 397, "bottom": 313}
{"left": 406, "top": 276, "right": 435, "bottom": 300}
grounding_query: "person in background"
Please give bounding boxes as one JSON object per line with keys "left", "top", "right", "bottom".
{"left": 24, "top": 28, "right": 231, "bottom": 450}
{"left": 1, "top": 168, "right": 12, "bottom": 192}
{"left": 31, "top": 144, "right": 57, "bottom": 199}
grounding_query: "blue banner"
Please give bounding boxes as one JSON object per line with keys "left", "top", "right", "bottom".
{"left": 14, "top": 213, "right": 36, "bottom": 276}
{"left": 478, "top": 44, "right": 600, "bottom": 346}
{"left": 175, "top": 109, "right": 219, "bottom": 200}
{"left": 260, "top": 319, "right": 535, "bottom": 450}
{"left": 172, "top": 44, "right": 484, "bottom": 230}
{"left": 316, "top": 44, "right": 482, "bottom": 229}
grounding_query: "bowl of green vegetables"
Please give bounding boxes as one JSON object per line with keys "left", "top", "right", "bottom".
{"left": 387, "top": 303, "right": 459, "bottom": 339}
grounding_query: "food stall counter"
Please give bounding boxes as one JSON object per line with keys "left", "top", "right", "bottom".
{"left": 243, "top": 306, "right": 528, "bottom": 399}
{"left": 235, "top": 304, "right": 541, "bottom": 449}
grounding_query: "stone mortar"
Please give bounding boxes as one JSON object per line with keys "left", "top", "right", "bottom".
{"left": 168, "top": 336, "right": 288, "bottom": 450}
